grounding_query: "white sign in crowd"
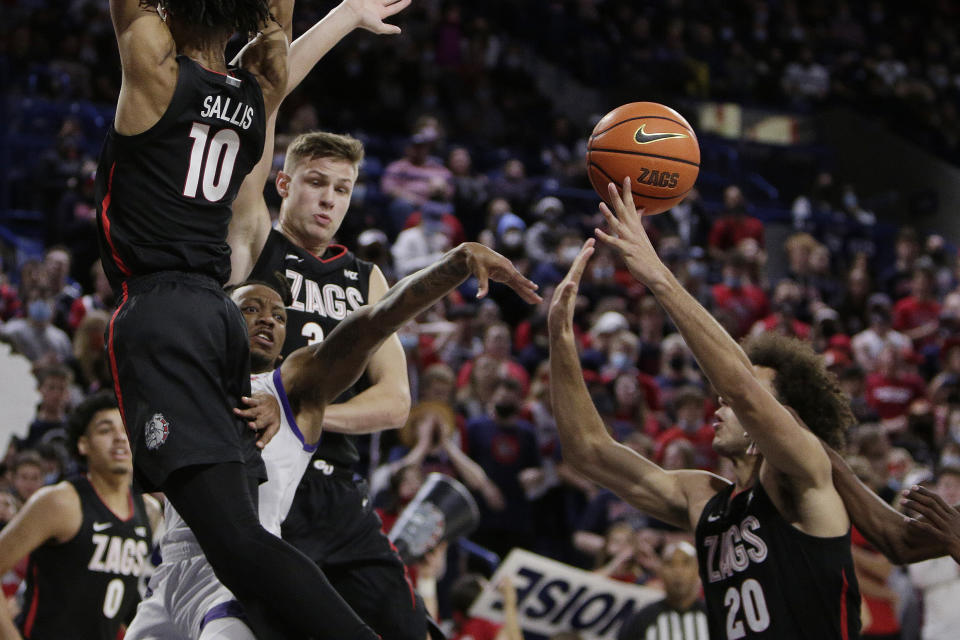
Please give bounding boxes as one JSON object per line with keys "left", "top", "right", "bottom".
{"left": 470, "top": 549, "right": 663, "bottom": 640}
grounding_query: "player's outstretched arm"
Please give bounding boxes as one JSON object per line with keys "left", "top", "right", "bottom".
{"left": 596, "top": 178, "right": 831, "bottom": 488}
{"left": 0, "top": 484, "right": 82, "bottom": 638}
{"left": 281, "top": 243, "right": 541, "bottom": 436}
{"left": 827, "top": 445, "right": 946, "bottom": 563}
{"left": 548, "top": 239, "right": 726, "bottom": 530}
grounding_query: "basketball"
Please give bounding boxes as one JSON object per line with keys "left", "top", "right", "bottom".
{"left": 586, "top": 102, "right": 700, "bottom": 215}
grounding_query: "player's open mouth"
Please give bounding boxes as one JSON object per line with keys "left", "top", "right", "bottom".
{"left": 112, "top": 447, "right": 130, "bottom": 459}
{"left": 252, "top": 331, "right": 274, "bottom": 347}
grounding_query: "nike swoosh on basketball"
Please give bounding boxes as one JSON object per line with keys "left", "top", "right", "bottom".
{"left": 93, "top": 521, "right": 112, "bottom": 532}
{"left": 634, "top": 124, "right": 688, "bottom": 144}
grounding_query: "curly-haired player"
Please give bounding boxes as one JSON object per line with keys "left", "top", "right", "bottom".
{"left": 549, "top": 178, "right": 863, "bottom": 639}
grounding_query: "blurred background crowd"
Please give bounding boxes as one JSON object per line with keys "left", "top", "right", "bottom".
{"left": 4, "top": 0, "right": 960, "bottom": 639}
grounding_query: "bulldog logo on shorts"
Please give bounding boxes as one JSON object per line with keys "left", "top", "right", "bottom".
{"left": 145, "top": 413, "right": 170, "bottom": 450}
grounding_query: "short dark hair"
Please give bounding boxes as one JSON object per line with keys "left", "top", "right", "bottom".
{"left": 68, "top": 392, "right": 120, "bottom": 459}
{"left": 226, "top": 273, "right": 293, "bottom": 307}
{"left": 11, "top": 451, "right": 43, "bottom": 474}
{"left": 450, "top": 574, "right": 485, "bottom": 615}
{"left": 148, "top": 0, "right": 273, "bottom": 37}
{"left": 35, "top": 364, "right": 73, "bottom": 386}
{"left": 743, "top": 333, "right": 854, "bottom": 450}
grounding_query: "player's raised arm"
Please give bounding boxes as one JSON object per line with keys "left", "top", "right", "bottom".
{"left": 235, "top": 0, "right": 295, "bottom": 116}
{"left": 280, "top": 243, "right": 540, "bottom": 435}
{"left": 108, "top": 1, "right": 177, "bottom": 135}
{"left": 596, "top": 178, "right": 832, "bottom": 488}
{"left": 548, "top": 239, "right": 726, "bottom": 530}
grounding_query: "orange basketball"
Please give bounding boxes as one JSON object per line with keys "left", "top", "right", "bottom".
{"left": 586, "top": 102, "right": 700, "bottom": 215}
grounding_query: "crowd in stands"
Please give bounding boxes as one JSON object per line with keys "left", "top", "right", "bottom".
{"left": 4, "top": 0, "right": 960, "bottom": 638}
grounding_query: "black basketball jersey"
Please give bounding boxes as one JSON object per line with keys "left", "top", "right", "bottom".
{"left": 694, "top": 481, "right": 860, "bottom": 640}
{"left": 249, "top": 229, "right": 374, "bottom": 466}
{"left": 95, "top": 55, "right": 266, "bottom": 290}
{"left": 18, "top": 476, "right": 152, "bottom": 640}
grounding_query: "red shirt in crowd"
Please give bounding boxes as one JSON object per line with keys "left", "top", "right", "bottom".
{"left": 893, "top": 296, "right": 940, "bottom": 346}
{"left": 712, "top": 283, "right": 769, "bottom": 337}
{"left": 865, "top": 372, "right": 926, "bottom": 419}
{"left": 451, "top": 617, "right": 501, "bottom": 640}
{"left": 708, "top": 215, "right": 764, "bottom": 251}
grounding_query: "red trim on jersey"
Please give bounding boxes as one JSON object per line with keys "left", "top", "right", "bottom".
{"left": 100, "top": 163, "right": 132, "bottom": 277}
{"left": 387, "top": 539, "right": 417, "bottom": 610}
{"left": 22, "top": 563, "right": 39, "bottom": 637}
{"left": 87, "top": 475, "right": 136, "bottom": 522}
{"left": 196, "top": 61, "right": 235, "bottom": 79}
{"left": 309, "top": 244, "right": 348, "bottom": 264}
{"left": 108, "top": 282, "right": 129, "bottom": 431}
{"left": 840, "top": 567, "right": 850, "bottom": 640}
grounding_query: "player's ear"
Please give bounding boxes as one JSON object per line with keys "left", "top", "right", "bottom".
{"left": 276, "top": 171, "right": 291, "bottom": 198}
{"left": 77, "top": 435, "right": 89, "bottom": 457}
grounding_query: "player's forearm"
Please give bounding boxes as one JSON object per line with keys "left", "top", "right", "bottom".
{"left": 287, "top": 3, "right": 360, "bottom": 95}
{"left": 549, "top": 322, "right": 613, "bottom": 468}
{"left": 827, "top": 445, "right": 940, "bottom": 563}
{"left": 369, "top": 245, "right": 471, "bottom": 330}
{"left": 0, "top": 597, "right": 23, "bottom": 640}
{"left": 647, "top": 271, "right": 755, "bottom": 403}
{"left": 321, "top": 383, "right": 410, "bottom": 434}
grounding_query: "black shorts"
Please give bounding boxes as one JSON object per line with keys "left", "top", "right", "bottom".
{"left": 106, "top": 271, "right": 265, "bottom": 492}
{"left": 281, "top": 464, "right": 426, "bottom": 640}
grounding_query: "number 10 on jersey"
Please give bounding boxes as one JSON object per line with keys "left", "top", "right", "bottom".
{"left": 183, "top": 123, "right": 241, "bottom": 202}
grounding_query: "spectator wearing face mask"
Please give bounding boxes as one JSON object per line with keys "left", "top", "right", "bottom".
{"left": 465, "top": 377, "right": 542, "bottom": 558}
{"left": 0, "top": 292, "right": 73, "bottom": 363}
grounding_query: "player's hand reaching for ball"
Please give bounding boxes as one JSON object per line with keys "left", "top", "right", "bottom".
{"left": 594, "top": 177, "right": 671, "bottom": 288}
{"left": 547, "top": 239, "right": 595, "bottom": 334}
{"left": 343, "top": 0, "right": 412, "bottom": 35}
{"left": 461, "top": 242, "right": 542, "bottom": 304}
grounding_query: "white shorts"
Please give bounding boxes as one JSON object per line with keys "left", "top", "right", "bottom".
{"left": 124, "top": 543, "right": 256, "bottom": 640}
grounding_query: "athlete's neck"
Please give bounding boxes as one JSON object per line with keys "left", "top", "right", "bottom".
{"left": 181, "top": 46, "right": 228, "bottom": 73}
{"left": 278, "top": 220, "right": 330, "bottom": 257}
{"left": 87, "top": 471, "right": 133, "bottom": 517}
{"left": 729, "top": 454, "right": 760, "bottom": 492}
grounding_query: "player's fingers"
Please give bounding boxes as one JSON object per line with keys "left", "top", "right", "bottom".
{"left": 912, "top": 485, "right": 954, "bottom": 515}
{"left": 905, "top": 517, "right": 947, "bottom": 542}
{"left": 565, "top": 239, "right": 595, "bottom": 285}
{"left": 620, "top": 176, "right": 638, "bottom": 217}
{"left": 901, "top": 497, "right": 949, "bottom": 530}
{"left": 384, "top": 0, "right": 412, "bottom": 16}
{"left": 475, "top": 263, "right": 489, "bottom": 299}
{"left": 594, "top": 226, "right": 623, "bottom": 249}
{"left": 256, "top": 421, "right": 281, "bottom": 449}
{"left": 598, "top": 202, "right": 625, "bottom": 235}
